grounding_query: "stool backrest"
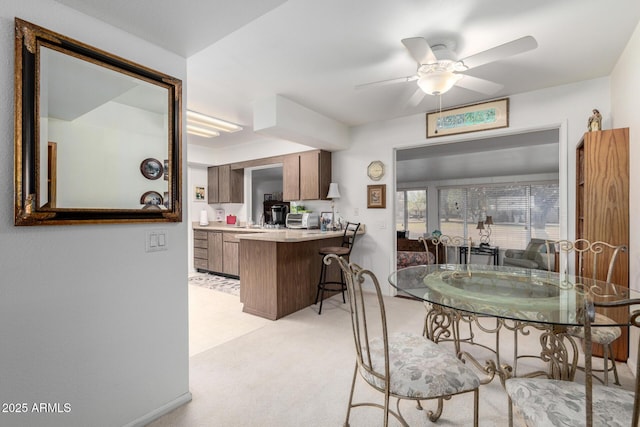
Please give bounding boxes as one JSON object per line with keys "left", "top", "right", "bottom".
{"left": 340, "top": 222, "right": 361, "bottom": 254}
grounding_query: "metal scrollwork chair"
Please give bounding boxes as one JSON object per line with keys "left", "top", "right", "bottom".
{"left": 418, "top": 235, "right": 474, "bottom": 350}
{"left": 506, "top": 296, "right": 640, "bottom": 427}
{"left": 549, "top": 239, "right": 628, "bottom": 386}
{"left": 324, "top": 254, "right": 480, "bottom": 427}
{"left": 513, "top": 239, "right": 627, "bottom": 383}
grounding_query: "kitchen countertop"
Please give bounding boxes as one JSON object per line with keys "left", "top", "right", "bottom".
{"left": 193, "top": 222, "right": 277, "bottom": 233}
{"left": 193, "top": 222, "right": 365, "bottom": 242}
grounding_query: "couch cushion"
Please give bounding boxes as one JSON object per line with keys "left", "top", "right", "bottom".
{"left": 397, "top": 251, "right": 434, "bottom": 268}
{"left": 522, "top": 240, "right": 547, "bottom": 260}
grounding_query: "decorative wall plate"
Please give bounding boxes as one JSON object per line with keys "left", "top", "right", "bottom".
{"left": 140, "top": 191, "right": 163, "bottom": 206}
{"left": 140, "top": 158, "right": 164, "bottom": 180}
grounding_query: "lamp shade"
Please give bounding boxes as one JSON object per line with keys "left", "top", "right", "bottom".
{"left": 476, "top": 221, "right": 485, "bottom": 230}
{"left": 326, "top": 183, "right": 341, "bottom": 199}
{"left": 417, "top": 71, "right": 462, "bottom": 95}
{"left": 484, "top": 215, "right": 494, "bottom": 225}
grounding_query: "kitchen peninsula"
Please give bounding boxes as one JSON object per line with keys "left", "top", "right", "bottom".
{"left": 193, "top": 223, "right": 365, "bottom": 320}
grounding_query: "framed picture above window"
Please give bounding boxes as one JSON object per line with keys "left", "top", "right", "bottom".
{"left": 426, "top": 98, "right": 509, "bottom": 138}
{"left": 367, "top": 184, "right": 386, "bottom": 209}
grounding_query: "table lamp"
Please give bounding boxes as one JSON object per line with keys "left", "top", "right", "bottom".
{"left": 326, "top": 183, "right": 341, "bottom": 230}
{"left": 477, "top": 215, "right": 493, "bottom": 245}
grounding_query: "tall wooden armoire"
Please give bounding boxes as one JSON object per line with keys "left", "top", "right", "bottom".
{"left": 576, "top": 127, "right": 629, "bottom": 360}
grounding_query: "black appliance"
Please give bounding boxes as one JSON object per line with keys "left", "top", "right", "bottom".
{"left": 271, "top": 204, "right": 289, "bottom": 225}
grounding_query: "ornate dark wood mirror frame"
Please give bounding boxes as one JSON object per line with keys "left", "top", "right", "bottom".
{"left": 14, "top": 18, "right": 182, "bottom": 225}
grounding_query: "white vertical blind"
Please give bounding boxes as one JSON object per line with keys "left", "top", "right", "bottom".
{"left": 438, "top": 182, "right": 559, "bottom": 249}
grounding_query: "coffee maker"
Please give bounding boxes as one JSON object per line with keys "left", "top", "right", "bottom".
{"left": 270, "top": 204, "right": 289, "bottom": 226}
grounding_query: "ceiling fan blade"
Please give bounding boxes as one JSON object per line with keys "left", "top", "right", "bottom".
{"left": 401, "top": 37, "right": 437, "bottom": 65}
{"left": 461, "top": 36, "right": 537, "bottom": 70}
{"left": 355, "top": 75, "right": 417, "bottom": 90}
{"left": 455, "top": 74, "right": 503, "bottom": 94}
{"left": 407, "top": 87, "right": 426, "bottom": 107}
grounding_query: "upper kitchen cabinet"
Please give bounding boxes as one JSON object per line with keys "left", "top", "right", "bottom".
{"left": 208, "top": 164, "right": 244, "bottom": 203}
{"left": 283, "top": 150, "right": 331, "bottom": 201}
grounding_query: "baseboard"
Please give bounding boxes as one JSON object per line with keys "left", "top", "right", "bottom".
{"left": 123, "top": 391, "right": 192, "bottom": 427}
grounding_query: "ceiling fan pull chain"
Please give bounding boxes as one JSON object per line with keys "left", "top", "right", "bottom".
{"left": 436, "top": 94, "right": 443, "bottom": 134}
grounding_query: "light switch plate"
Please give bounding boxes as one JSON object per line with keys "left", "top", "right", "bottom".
{"left": 146, "top": 229, "right": 168, "bottom": 252}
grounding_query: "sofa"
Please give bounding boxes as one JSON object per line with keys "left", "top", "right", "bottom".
{"left": 396, "top": 238, "right": 442, "bottom": 269}
{"left": 503, "top": 238, "right": 555, "bottom": 271}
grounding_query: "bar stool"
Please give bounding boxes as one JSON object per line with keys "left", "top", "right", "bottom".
{"left": 314, "top": 222, "right": 360, "bottom": 314}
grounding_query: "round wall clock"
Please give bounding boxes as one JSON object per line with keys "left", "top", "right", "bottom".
{"left": 367, "top": 160, "right": 385, "bottom": 181}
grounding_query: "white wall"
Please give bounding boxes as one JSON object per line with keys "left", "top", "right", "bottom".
{"left": 336, "top": 78, "right": 610, "bottom": 295}
{"left": 50, "top": 103, "right": 168, "bottom": 209}
{"left": 0, "top": 3, "right": 189, "bottom": 426}
{"left": 611, "top": 19, "right": 640, "bottom": 373}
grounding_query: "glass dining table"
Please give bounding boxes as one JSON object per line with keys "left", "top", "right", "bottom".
{"left": 388, "top": 264, "right": 638, "bottom": 384}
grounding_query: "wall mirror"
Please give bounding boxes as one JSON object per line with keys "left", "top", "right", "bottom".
{"left": 14, "top": 18, "right": 182, "bottom": 225}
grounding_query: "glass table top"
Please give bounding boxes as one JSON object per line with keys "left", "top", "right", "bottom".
{"left": 388, "top": 264, "right": 639, "bottom": 327}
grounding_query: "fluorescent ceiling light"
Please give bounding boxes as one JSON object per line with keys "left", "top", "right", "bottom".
{"left": 187, "top": 124, "right": 220, "bottom": 138}
{"left": 187, "top": 110, "right": 243, "bottom": 133}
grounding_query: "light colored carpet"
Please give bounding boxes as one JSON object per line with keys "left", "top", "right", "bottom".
{"left": 151, "top": 288, "right": 635, "bottom": 426}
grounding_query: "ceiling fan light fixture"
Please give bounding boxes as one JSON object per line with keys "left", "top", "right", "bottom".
{"left": 417, "top": 71, "right": 462, "bottom": 95}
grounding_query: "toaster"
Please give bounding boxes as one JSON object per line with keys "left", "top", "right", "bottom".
{"left": 286, "top": 213, "right": 319, "bottom": 229}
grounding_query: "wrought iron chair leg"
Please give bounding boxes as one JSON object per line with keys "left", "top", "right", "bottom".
{"left": 473, "top": 389, "right": 479, "bottom": 427}
{"left": 426, "top": 397, "right": 444, "bottom": 422}
{"left": 343, "top": 362, "right": 358, "bottom": 427}
{"left": 508, "top": 396, "right": 514, "bottom": 427}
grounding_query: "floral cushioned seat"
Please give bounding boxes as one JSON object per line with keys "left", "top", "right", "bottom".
{"left": 362, "top": 331, "right": 480, "bottom": 398}
{"left": 506, "top": 378, "right": 634, "bottom": 427}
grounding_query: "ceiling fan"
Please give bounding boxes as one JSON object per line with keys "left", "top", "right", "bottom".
{"left": 357, "top": 35, "right": 538, "bottom": 105}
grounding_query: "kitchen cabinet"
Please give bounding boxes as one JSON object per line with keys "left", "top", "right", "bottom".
{"left": 193, "top": 230, "right": 209, "bottom": 271}
{"left": 576, "top": 127, "right": 629, "bottom": 360}
{"left": 208, "top": 231, "right": 223, "bottom": 273}
{"left": 223, "top": 232, "right": 243, "bottom": 276}
{"left": 283, "top": 155, "right": 300, "bottom": 201}
{"left": 207, "top": 164, "right": 244, "bottom": 203}
{"left": 239, "top": 232, "right": 345, "bottom": 320}
{"left": 193, "top": 229, "right": 222, "bottom": 273}
{"left": 193, "top": 228, "right": 250, "bottom": 278}
{"left": 283, "top": 150, "right": 331, "bottom": 201}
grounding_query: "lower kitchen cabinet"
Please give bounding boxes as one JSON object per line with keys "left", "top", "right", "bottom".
{"left": 193, "top": 228, "right": 248, "bottom": 278}
{"left": 193, "top": 230, "right": 209, "bottom": 270}
{"left": 223, "top": 232, "right": 240, "bottom": 276}
{"left": 207, "top": 231, "right": 223, "bottom": 273}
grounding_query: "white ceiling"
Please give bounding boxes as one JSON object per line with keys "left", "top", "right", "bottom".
{"left": 53, "top": 0, "right": 640, "bottom": 161}
{"left": 188, "top": 0, "right": 639, "bottom": 150}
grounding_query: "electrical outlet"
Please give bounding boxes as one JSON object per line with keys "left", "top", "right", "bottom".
{"left": 377, "top": 221, "right": 386, "bottom": 230}
{"left": 353, "top": 208, "right": 359, "bottom": 216}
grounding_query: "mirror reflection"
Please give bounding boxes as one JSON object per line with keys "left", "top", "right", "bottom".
{"left": 41, "top": 47, "right": 170, "bottom": 209}
{"left": 14, "top": 18, "right": 182, "bottom": 225}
